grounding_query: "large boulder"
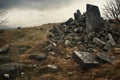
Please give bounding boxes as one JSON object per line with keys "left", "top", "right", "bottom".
{"left": 86, "top": 4, "right": 102, "bottom": 33}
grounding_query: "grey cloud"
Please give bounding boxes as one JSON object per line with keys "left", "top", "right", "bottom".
{"left": 2, "top": 0, "right": 73, "bottom": 10}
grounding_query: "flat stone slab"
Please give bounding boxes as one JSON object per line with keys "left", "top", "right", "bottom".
{"left": 72, "top": 51, "right": 99, "bottom": 68}
{"left": 96, "top": 52, "right": 116, "bottom": 63}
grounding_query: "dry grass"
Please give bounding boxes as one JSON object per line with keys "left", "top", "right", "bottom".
{"left": 0, "top": 23, "right": 120, "bottom": 80}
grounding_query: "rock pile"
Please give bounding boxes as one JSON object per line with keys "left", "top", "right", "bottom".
{"left": 48, "top": 4, "right": 119, "bottom": 51}
{"left": 47, "top": 4, "right": 119, "bottom": 68}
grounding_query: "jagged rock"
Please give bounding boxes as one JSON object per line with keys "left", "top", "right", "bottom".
{"left": 96, "top": 52, "right": 116, "bottom": 63}
{"left": 74, "top": 10, "right": 81, "bottom": 20}
{"left": 0, "top": 44, "right": 9, "bottom": 54}
{"left": 79, "top": 12, "right": 86, "bottom": 22}
{"left": 65, "top": 18, "right": 74, "bottom": 25}
{"left": 29, "top": 54, "right": 47, "bottom": 61}
{"left": 103, "top": 40, "right": 112, "bottom": 52}
{"left": 108, "top": 33, "right": 117, "bottom": 46}
{"left": 86, "top": 4, "right": 102, "bottom": 33}
{"left": 72, "top": 51, "right": 99, "bottom": 68}
{"left": 93, "top": 37, "right": 106, "bottom": 47}
{"left": 0, "top": 63, "right": 23, "bottom": 80}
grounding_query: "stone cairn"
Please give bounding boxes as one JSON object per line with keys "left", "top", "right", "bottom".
{"left": 46, "top": 4, "right": 119, "bottom": 68}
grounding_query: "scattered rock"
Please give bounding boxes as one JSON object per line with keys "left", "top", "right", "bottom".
{"left": 65, "top": 18, "right": 74, "bottom": 25}
{"left": 65, "top": 55, "right": 71, "bottom": 59}
{"left": 108, "top": 33, "right": 117, "bottom": 46}
{"left": 103, "top": 40, "right": 112, "bottom": 52}
{"left": 0, "top": 63, "right": 23, "bottom": 80}
{"left": 74, "top": 10, "right": 81, "bottom": 20}
{"left": 46, "top": 65, "right": 58, "bottom": 73}
{"left": 29, "top": 54, "right": 47, "bottom": 61}
{"left": 65, "top": 40, "right": 73, "bottom": 47}
{"left": 0, "top": 44, "right": 10, "bottom": 54}
{"left": 93, "top": 37, "right": 106, "bottom": 47}
{"left": 72, "top": 51, "right": 99, "bottom": 69}
{"left": 96, "top": 52, "right": 116, "bottom": 63}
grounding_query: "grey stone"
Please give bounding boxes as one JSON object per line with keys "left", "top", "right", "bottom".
{"left": 65, "top": 40, "right": 72, "bottom": 47}
{"left": 65, "top": 18, "right": 74, "bottom": 25}
{"left": 0, "top": 63, "right": 23, "bottom": 80}
{"left": 46, "top": 65, "right": 58, "bottom": 73}
{"left": 0, "top": 44, "right": 9, "bottom": 54}
{"left": 108, "top": 33, "right": 117, "bottom": 46}
{"left": 29, "top": 54, "right": 47, "bottom": 61}
{"left": 86, "top": 4, "right": 102, "bottom": 33}
{"left": 103, "top": 40, "right": 112, "bottom": 52}
{"left": 45, "top": 44, "right": 54, "bottom": 51}
{"left": 74, "top": 10, "right": 81, "bottom": 20}
{"left": 65, "top": 55, "right": 71, "bottom": 59}
{"left": 93, "top": 37, "right": 106, "bottom": 47}
{"left": 96, "top": 52, "right": 116, "bottom": 63}
{"left": 72, "top": 51, "right": 99, "bottom": 68}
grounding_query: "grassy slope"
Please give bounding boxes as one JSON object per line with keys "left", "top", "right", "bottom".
{"left": 0, "top": 23, "right": 120, "bottom": 80}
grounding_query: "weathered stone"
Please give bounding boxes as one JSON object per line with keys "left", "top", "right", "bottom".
{"left": 96, "top": 52, "right": 116, "bottom": 63}
{"left": 29, "top": 54, "right": 47, "bottom": 61}
{"left": 65, "top": 40, "right": 73, "bottom": 47}
{"left": 103, "top": 40, "right": 112, "bottom": 52}
{"left": 0, "top": 44, "right": 9, "bottom": 54}
{"left": 72, "top": 51, "right": 99, "bottom": 68}
{"left": 65, "top": 18, "right": 74, "bottom": 25}
{"left": 86, "top": 4, "right": 102, "bottom": 33}
{"left": 93, "top": 37, "right": 106, "bottom": 47}
{"left": 44, "top": 44, "right": 54, "bottom": 51}
{"left": 46, "top": 65, "right": 58, "bottom": 73}
{"left": 108, "top": 33, "right": 117, "bottom": 46}
{"left": 74, "top": 10, "right": 81, "bottom": 20}
{"left": 65, "top": 55, "right": 71, "bottom": 59}
{"left": 0, "top": 63, "right": 23, "bottom": 80}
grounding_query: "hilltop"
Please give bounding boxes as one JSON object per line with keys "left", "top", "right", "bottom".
{"left": 0, "top": 4, "right": 120, "bottom": 80}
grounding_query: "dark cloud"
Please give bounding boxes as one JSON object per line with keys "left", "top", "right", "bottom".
{"left": 2, "top": 0, "right": 73, "bottom": 10}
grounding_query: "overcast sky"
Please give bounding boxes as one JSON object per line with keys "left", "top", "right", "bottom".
{"left": 1, "top": 0, "right": 106, "bottom": 28}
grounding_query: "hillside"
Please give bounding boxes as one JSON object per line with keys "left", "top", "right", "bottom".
{"left": 0, "top": 4, "right": 120, "bottom": 80}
